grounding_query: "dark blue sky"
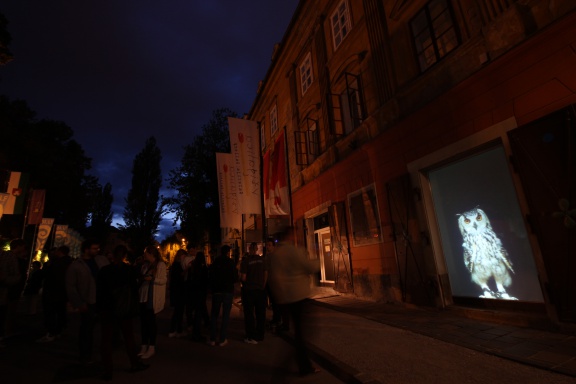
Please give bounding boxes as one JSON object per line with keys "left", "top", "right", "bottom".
{"left": 0, "top": 1, "right": 298, "bottom": 237}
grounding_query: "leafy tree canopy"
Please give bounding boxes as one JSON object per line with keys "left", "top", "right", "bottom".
{"left": 121, "top": 136, "right": 164, "bottom": 253}
{"left": 165, "top": 108, "right": 236, "bottom": 246}
{"left": 0, "top": 96, "right": 101, "bottom": 233}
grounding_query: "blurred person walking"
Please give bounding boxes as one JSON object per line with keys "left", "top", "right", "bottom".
{"left": 137, "top": 245, "right": 166, "bottom": 359}
{"left": 208, "top": 245, "right": 237, "bottom": 347}
{"left": 268, "top": 228, "right": 320, "bottom": 377}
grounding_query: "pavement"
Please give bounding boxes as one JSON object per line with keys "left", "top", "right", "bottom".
{"left": 306, "top": 290, "right": 576, "bottom": 383}
{"left": 2, "top": 289, "right": 576, "bottom": 383}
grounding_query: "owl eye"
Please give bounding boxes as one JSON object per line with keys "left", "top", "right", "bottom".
{"left": 464, "top": 218, "right": 470, "bottom": 224}
{"left": 476, "top": 214, "right": 482, "bottom": 221}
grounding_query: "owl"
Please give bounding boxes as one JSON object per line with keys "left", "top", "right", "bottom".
{"left": 457, "top": 207, "right": 517, "bottom": 300}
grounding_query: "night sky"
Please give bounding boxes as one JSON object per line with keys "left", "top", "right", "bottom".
{"left": 0, "top": 1, "right": 298, "bottom": 237}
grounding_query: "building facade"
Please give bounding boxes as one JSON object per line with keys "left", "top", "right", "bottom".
{"left": 248, "top": 0, "right": 576, "bottom": 326}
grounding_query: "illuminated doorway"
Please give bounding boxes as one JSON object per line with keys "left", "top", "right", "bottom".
{"left": 315, "top": 228, "right": 335, "bottom": 283}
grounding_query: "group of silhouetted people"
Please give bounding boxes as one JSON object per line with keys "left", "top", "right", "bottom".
{"left": 1, "top": 226, "right": 321, "bottom": 379}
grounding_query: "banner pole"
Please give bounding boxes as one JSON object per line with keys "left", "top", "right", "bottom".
{"left": 21, "top": 188, "right": 33, "bottom": 238}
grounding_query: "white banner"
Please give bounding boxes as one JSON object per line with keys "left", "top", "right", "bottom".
{"left": 228, "top": 117, "right": 261, "bottom": 214}
{"left": 54, "top": 224, "right": 69, "bottom": 247}
{"left": 0, "top": 193, "right": 9, "bottom": 220}
{"left": 216, "top": 153, "right": 242, "bottom": 230}
{"left": 35, "top": 218, "right": 55, "bottom": 252}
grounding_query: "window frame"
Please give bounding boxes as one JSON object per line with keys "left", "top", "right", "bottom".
{"left": 347, "top": 183, "right": 383, "bottom": 247}
{"left": 330, "top": 0, "right": 352, "bottom": 50}
{"left": 329, "top": 72, "right": 365, "bottom": 137}
{"left": 294, "top": 118, "right": 320, "bottom": 166}
{"left": 300, "top": 52, "right": 314, "bottom": 96}
{"left": 410, "top": 0, "right": 460, "bottom": 72}
{"left": 270, "top": 104, "right": 278, "bottom": 137}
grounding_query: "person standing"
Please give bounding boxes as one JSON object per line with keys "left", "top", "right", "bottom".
{"left": 208, "top": 245, "right": 237, "bottom": 347}
{"left": 37, "top": 245, "right": 72, "bottom": 342}
{"left": 240, "top": 242, "right": 267, "bottom": 344}
{"left": 66, "top": 239, "right": 109, "bottom": 364}
{"left": 137, "top": 245, "right": 166, "bottom": 359}
{"left": 188, "top": 251, "right": 209, "bottom": 342}
{"left": 168, "top": 249, "right": 187, "bottom": 338}
{"left": 97, "top": 245, "right": 149, "bottom": 380}
{"left": 268, "top": 227, "right": 320, "bottom": 377}
{"left": 0, "top": 239, "right": 22, "bottom": 346}
{"left": 5, "top": 238, "right": 27, "bottom": 337}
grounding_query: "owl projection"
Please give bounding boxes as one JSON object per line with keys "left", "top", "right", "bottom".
{"left": 457, "top": 207, "right": 517, "bottom": 300}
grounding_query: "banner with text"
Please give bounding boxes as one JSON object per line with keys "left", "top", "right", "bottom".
{"left": 266, "top": 133, "right": 290, "bottom": 217}
{"left": 27, "top": 189, "right": 46, "bottom": 225}
{"left": 35, "top": 218, "right": 54, "bottom": 252}
{"left": 54, "top": 224, "right": 69, "bottom": 247}
{"left": 216, "top": 152, "right": 242, "bottom": 230}
{"left": 228, "top": 117, "right": 261, "bottom": 214}
{"left": 4, "top": 172, "right": 29, "bottom": 215}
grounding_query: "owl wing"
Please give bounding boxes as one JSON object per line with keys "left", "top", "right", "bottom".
{"left": 463, "top": 248, "right": 474, "bottom": 273}
{"left": 496, "top": 247, "right": 514, "bottom": 273}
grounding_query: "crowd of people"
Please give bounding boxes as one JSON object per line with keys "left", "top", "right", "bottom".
{"left": 0, "top": 227, "right": 321, "bottom": 379}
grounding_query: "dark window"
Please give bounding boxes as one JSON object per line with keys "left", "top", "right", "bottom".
{"left": 411, "top": 0, "right": 459, "bottom": 72}
{"left": 330, "top": 73, "right": 365, "bottom": 137}
{"left": 295, "top": 118, "right": 320, "bottom": 166}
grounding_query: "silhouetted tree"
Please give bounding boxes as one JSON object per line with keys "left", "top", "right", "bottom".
{"left": 165, "top": 108, "right": 236, "bottom": 246}
{"left": 0, "top": 12, "right": 13, "bottom": 65}
{"left": 0, "top": 96, "right": 97, "bottom": 235}
{"left": 121, "top": 136, "right": 164, "bottom": 253}
{"left": 86, "top": 182, "right": 114, "bottom": 241}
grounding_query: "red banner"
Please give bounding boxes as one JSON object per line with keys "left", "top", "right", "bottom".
{"left": 27, "top": 189, "right": 46, "bottom": 225}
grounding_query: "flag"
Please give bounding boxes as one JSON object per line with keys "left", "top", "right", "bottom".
{"left": 263, "top": 150, "right": 271, "bottom": 216}
{"left": 27, "top": 189, "right": 46, "bottom": 225}
{"left": 35, "top": 218, "right": 54, "bottom": 252}
{"left": 216, "top": 153, "right": 242, "bottom": 230}
{"left": 267, "top": 133, "right": 290, "bottom": 216}
{"left": 0, "top": 193, "right": 10, "bottom": 220}
{"left": 228, "top": 117, "right": 261, "bottom": 214}
{"left": 3, "top": 172, "right": 29, "bottom": 215}
{"left": 54, "top": 224, "right": 69, "bottom": 247}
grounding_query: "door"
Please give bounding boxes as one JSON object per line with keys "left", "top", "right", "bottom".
{"left": 316, "top": 228, "right": 335, "bottom": 283}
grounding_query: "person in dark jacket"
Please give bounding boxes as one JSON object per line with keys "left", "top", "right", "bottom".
{"left": 36, "top": 246, "right": 72, "bottom": 342}
{"left": 208, "top": 245, "right": 237, "bottom": 346}
{"left": 168, "top": 249, "right": 187, "bottom": 338}
{"left": 97, "top": 245, "right": 148, "bottom": 380}
{"left": 187, "top": 252, "right": 209, "bottom": 341}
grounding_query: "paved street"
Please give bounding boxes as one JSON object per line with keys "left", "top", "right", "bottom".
{"left": 2, "top": 292, "right": 576, "bottom": 384}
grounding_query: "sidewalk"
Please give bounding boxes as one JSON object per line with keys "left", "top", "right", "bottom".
{"left": 303, "top": 291, "right": 576, "bottom": 383}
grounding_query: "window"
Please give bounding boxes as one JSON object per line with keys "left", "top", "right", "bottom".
{"left": 348, "top": 184, "right": 382, "bottom": 247}
{"left": 270, "top": 104, "right": 278, "bottom": 137}
{"left": 295, "top": 118, "right": 319, "bottom": 166}
{"left": 331, "top": 0, "right": 352, "bottom": 50}
{"left": 260, "top": 121, "right": 266, "bottom": 151}
{"left": 411, "top": 0, "right": 459, "bottom": 72}
{"left": 330, "top": 73, "right": 365, "bottom": 136}
{"left": 300, "top": 52, "right": 314, "bottom": 96}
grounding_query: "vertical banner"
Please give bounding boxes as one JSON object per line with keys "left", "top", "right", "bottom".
{"left": 228, "top": 117, "right": 261, "bottom": 214}
{"left": 35, "top": 218, "right": 55, "bottom": 252}
{"left": 263, "top": 150, "right": 271, "bottom": 217}
{"left": 4, "top": 172, "right": 29, "bottom": 215}
{"left": 54, "top": 224, "right": 69, "bottom": 247}
{"left": 0, "top": 193, "right": 9, "bottom": 220}
{"left": 66, "top": 228, "right": 83, "bottom": 259}
{"left": 27, "top": 189, "right": 46, "bottom": 225}
{"left": 216, "top": 153, "right": 242, "bottom": 230}
{"left": 268, "top": 133, "right": 290, "bottom": 216}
